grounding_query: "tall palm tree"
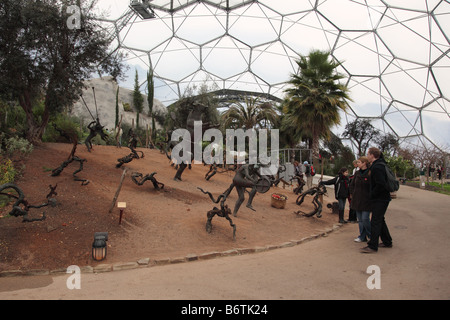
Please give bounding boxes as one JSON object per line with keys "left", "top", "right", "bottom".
{"left": 221, "top": 96, "right": 278, "bottom": 130}
{"left": 283, "top": 50, "right": 351, "bottom": 161}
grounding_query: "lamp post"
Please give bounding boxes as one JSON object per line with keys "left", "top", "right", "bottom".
{"left": 92, "top": 232, "right": 108, "bottom": 261}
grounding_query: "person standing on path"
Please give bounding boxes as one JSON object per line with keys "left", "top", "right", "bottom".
{"left": 349, "top": 156, "right": 371, "bottom": 242}
{"left": 320, "top": 167, "right": 350, "bottom": 224}
{"left": 361, "top": 147, "right": 393, "bottom": 253}
{"left": 303, "top": 161, "right": 313, "bottom": 190}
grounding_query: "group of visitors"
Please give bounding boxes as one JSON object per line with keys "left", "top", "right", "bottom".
{"left": 293, "top": 160, "right": 314, "bottom": 192}
{"left": 320, "top": 147, "right": 393, "bottom": 254}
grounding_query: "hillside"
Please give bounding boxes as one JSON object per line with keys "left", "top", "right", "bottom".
{"left": 0, "top": 143, "right": 339, "bottom": 272}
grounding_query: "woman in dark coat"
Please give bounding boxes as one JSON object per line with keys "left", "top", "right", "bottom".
{"left": 320, "top": 167, "right": 350, "bottom": 223}
{"left": 350, "top": 156, "right": 371, "bottom": 242}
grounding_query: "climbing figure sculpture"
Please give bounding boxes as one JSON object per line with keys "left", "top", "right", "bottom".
{"left": 85, "top": 118, "right": 108, "bottom": 152}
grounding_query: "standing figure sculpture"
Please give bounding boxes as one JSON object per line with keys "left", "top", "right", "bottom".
{"left": 231, "top": 164, "right": 260, "bottom": 216}
{"left": 199, "top": 163, "right": 270, "bottom": 219}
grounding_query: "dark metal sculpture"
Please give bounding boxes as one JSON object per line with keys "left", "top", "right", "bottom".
{"left": 198, "top": 163, "right": 270, "bottom": 221}
{"left": 205, "top": 164, "right": 218, "bottom": 181}
{"left": 206, "top": 205, "right": 236, "bottom": 241}
{"left": 80, "top": 88, "right": 109, "bottom": 152}
{"left": 52, "top": 156, "right": 89, "bottom": 185}
{"left": 230, "top": 164, "right": 264, "bottom": 216}
{"left": 294, "top": 184, "right": 327, "bottom": 218}
{"left": 131, "top": 172, "right": 164, "bottom": 190}
{"left": 116, "top": 129, "right": 144, "bottom": 168}
{"left": 0, "top": 183, "right": 57, "bottom": 222}
{"left": 85, "top": 118, "right": 109, "bottom": 152}
{"left": 49, "top": 123, "right": 89, "bottom": 185}
{"left": 197, "top": 187, "right": 236, "bottom": 241}
{"left": 293, "top": 175, "right": 306, "bottom": 195}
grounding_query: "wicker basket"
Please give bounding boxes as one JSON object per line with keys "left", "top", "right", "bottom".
{"left": 271, "top": 193, "right": 287, "bottom": 209}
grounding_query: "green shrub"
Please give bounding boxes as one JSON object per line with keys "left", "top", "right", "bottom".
{"left": 123, "top": 102, "right": 132, "bottom": 112}
{"left": 42, "top": 114, "right": 82, "bottom": 143}
{"left": 0, "top": 157, "right": 16, "bottom": 185}
{"left": 0, "top": 133, "right": 33, "bottom": 157}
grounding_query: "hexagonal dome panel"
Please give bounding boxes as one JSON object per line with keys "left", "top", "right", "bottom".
{"left": 95, "top": 0, "right": 450, "bottom": 151}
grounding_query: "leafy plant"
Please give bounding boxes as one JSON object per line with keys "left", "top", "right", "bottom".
{"left": 0, "top": 157, "right": 16, "bottom": 184}
{"left": 42, "top": 114, "right": 82, "bottom": 143}
{"left": 0, "top": 133, "right": 33, "bottom": 157}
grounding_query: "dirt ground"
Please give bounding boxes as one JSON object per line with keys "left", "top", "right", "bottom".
{"left": 0, "top": 143, "right": 338, "bottom": 272}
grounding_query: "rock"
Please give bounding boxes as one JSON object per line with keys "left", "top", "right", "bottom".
{"left": 70, "top": 77, "right": 166, "bottom": 131}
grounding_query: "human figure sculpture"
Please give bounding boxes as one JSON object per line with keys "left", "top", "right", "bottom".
{"left": 231, "top": 164, "right": 260, "bottom": 216}
{"left": 201, "top": 163, "right": 270, "bottom": 217}
{"left": 85, "top": 118, "right": 108, "bottom": 152}
{"left": 173, "top": 149, "right": 192, "bottom": 181}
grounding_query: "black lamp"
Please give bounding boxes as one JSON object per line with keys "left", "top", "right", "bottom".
{"left": 92, "top": 232, "right": 108, "bottom": 261}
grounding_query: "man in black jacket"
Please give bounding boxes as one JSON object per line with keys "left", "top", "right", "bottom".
{"left": 361, "top": 147, "right": 393, "bottom": 253}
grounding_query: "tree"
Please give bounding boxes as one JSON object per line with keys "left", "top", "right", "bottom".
{"left": 342, "top": 119, "right": 380, "bottom": 157}
{"left": 0, "top": 0, "right": 125, "bottom": 144}
{"left": 283, "top": 50, "right": 351, "bottom": 163}
{"left": 376, "top": 132, "right": 399, "bottom": 156}
{"left": 115, "top": 86, "right": 120, "bottom": 128}
{"left": 147, "top": 70, "right": 156, "bottom": 140}
{"left": 221, "top": 96, "right": 278, "bottom": 130}
{"left": 133, "top": 69, "right": 144, "bottom": 129}
{"left": 165, "top": 82, "right": 220, "bottom": 132}
{"left": 385, "top": 155, "right": 414, "bottom": 178}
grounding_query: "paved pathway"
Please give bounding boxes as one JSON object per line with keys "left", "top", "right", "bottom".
{"left": 1, "top": 185, "right": 449, "bottom": 301}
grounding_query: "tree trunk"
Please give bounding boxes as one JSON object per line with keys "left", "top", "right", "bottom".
{"left": 311, "top": 131, "right": 320, "bottom": 161}
{"left": 312, "top": 131, "right": 321, "bottom": 186}
{"left": 26, "top": 122, "right": 46, "bottom": 145}
{"left": 20, "top": 90, "right": 50, "bottom": 145}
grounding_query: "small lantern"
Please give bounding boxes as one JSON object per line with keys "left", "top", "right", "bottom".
{"left": 92, "top": 232, "right": 108, "bottom": 261}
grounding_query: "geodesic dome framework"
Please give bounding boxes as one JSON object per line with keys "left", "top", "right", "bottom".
{"left": 95, "top": 0, "right": 450, "bottom": 151}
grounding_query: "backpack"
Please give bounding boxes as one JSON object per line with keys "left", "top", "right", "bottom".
{"left": 382, "top": 163, "right": 400, "bottom": 192}
{"left": 310, "top": 165, "right": 316, "bottom": 176}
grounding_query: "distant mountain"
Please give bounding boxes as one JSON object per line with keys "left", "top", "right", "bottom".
{"left": 70, "top": 76, "right": 166, "bottom": 131}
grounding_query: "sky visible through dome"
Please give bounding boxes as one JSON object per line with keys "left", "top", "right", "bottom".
{"left": 92, "top": 0, "right": 450, "bottom": 152}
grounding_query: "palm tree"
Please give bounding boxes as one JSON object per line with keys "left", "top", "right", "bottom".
{"left": 221, "top": 96, "right": 278, "bottom": 130}
{"left": 283, "top": 50, "right": 351, "bottom": 162}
